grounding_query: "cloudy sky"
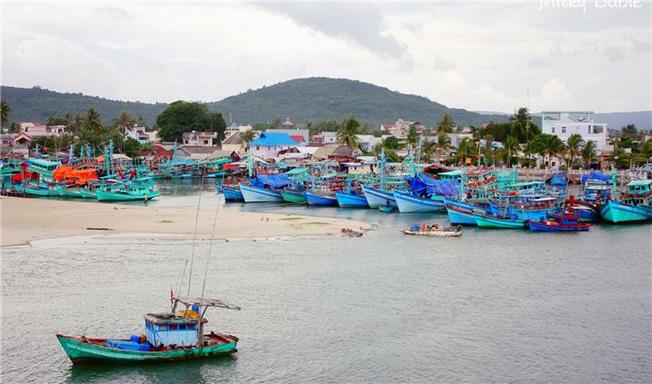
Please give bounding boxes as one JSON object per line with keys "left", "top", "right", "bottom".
{"left": 2, "top": 1, "right": 651, "bottom": 113}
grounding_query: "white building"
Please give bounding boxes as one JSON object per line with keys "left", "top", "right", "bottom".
{"left": 19, "top": 122, "right": 66, "bottom": 137}
{"left": 380, "top": 118, "right": 427, "bottom": 139}
{"left": 182, "top": 131, "right": 218, "bottom": 147}
{"left": 311, "top": 131, "right": 337, "bottom": 144}
{"left": 541, "top": 111, "right": 609, "bottom": 151}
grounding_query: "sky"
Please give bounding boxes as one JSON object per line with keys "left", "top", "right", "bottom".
{"left": 1, "top": 1, "right": 651, "bottom": 113}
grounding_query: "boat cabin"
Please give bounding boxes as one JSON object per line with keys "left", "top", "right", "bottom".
{"left": 623, "top": 180, "right": 652, "bottom": 205}
{"left": 144, "top": 312, "right": 204, "bottom": 347}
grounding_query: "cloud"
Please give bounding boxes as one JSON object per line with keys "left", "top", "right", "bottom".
{"left": 256, "top": 3, "right": 406, "bottom": 59}
{"left": 531, "top": 78, "right": 573, "bottom": 111}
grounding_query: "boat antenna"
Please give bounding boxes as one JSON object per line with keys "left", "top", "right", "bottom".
{"left": 186, "top": 174, "right": 206, "bottom": 295}
{"left": 200, "top": 191, "right": 223, "bottom": 300}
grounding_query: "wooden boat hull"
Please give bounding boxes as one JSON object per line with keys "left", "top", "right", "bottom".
{"left": 445, "top": 206, "right": 477, "bottom": 226}
{"left": 527, "top": 220, "right": 591, "bottom": 232}
{"left": 280, "top": 189, "right": 307, "bottom": 204}
{"left": 335, "top": 192, "right": 368, "bottom": 208}
{"left": 393, "top": 191, "right": 445, "bottom": 213}
{"left": 14, "top": 184, "right": 55, "bottom": 197}
{"left": 239, "top": 183, "right": 283, "bottom": 203}
{"left": 474, "top": 214, "right": 525, "bottom": 229}
{"left": 221, "top": 187, "right": 244, "bottom": 201}
{"left": 78, "top": 188, "right": 97, "bottom": 199}
{"left": 403, "top": 229, "right": 461, "bottom": 237}
{"left": 361, "top": 185, "right": 396, "bottom": 208}
{"left": 600, "top": 200, "right": 651, "bottom": 223}
{"left": 95, "top": 190, "right": 160, "bottom": 201}
{"left": 305, "top": 192, "right": 338, "bottom": 206}
{"left": 56, "top": 334, "right": 237, "bottom": 363}
{"left": 56, "top": 187, "right": 84, "bottom": 198}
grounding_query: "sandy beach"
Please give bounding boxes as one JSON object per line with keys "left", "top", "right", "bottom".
{"left": 0, "top": 197, "right": 372, "bottom": 247}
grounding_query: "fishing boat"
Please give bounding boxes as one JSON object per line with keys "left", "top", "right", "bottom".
{"left": 305, "top": 191, "right": 338, "bottom": 206}
{"left": 527, "top": 212, "right": 591, "bottom": 232}
{"left": 393, "top": 191, "right": 445, "bottom": 213}
{"left": 335, "top": 191, "right": 368, "bottom": 208}
{"left": 474, "top": 213, "right": 525, "bottom": 229}
{"left": 280, "top": 188, "right": 307, "bottom": 204}
{"left": 95, "top": 180, "right": 160, "bottom": 202}
{"left": 601, "top": 179, "right": 652, "bottom": 223}
{"left": 361, "top": 185, "right": 396, "bottom": 208}
{"left": 445, "top": 204, "right": 478, "bottom": 225}
{"left": 239, "top": 183, "right": 283, "bottom": 202}
{"left": 56, "top": 184, "right": 85, "bottom": 198}
{"left": 217, "top": 184, "right": 244, "bottom": 202}
{"left": 56, "top": 295, "right": 240, "bottom": 363}
{"left": 403, "top": 223, "right": 462, "bottom": 237}
{"left": 14, "top": 182, "right": 56, "bottom": 197}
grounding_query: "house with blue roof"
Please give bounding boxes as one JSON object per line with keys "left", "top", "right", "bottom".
{"left": 250, "top": 132, "right": 301, "bottom": 159}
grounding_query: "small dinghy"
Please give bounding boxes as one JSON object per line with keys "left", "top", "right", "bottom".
{"left": 403, "top": 223, "right": 462, "bottom": 237}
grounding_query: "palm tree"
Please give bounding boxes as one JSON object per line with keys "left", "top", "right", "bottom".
{"left": 504, "top": 135, "right": 519, "bottom": 166}
{"left": 421, "top": 139, "right": 437, "bottom": 163}
{"left": 437, "top": 130, "right": 451, "bottom": 162}
{"left": 436, "top": 113, "right": 454, "bottom": 134}
{"left": 582, "top": 140, "right": 597, "bottom": 168}
{"left": 566, "top": 133, "right": 584, "bottom": 168}
{"left": 337, "top": 118, "right": 361, "bottom": 148}
{"left": 406, "top": 124, "right": 419, "bottom": 155}
{"left": 509, "top": 107, "right": 531, "bottom": 142}
{"left": 115, "top": 111, "right": 136, "bottom": 137}
{"left": 456, "top": 138, "right": 477, "bottom": 165}
{"left": 540, "top": 134, "right": 564, "bottom": 168}
{"left": 0, "top": 100, "right": 10, "bottom": 129}
{"left": 85, "top": 108, "right": 102, "bottom": 134}
{"left": 240, "top": 129, "right": 257, "bottom": 151}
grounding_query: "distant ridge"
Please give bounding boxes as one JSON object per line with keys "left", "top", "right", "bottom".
{"left": 2, "top": 79, "right": 649, "bottom": 130}
{"left": 208, "top": 77, "right": 507, "bottom": 127}
{"left": 1, "top": 78, "right": 507, "bottom": 128}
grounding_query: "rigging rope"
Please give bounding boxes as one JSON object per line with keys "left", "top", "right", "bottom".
{"left": 201, "top": 190, "right": 223, "bottom": 300}
{"left": 186, "top": 174, "right": 206, "bottom": 296}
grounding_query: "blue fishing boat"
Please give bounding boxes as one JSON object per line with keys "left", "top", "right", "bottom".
{"left": 305, "top": 191, "right": 338, "bottom": 206}
{"left": 474, "top": 213, "right": 525, "bottom": 229}
{"left": 527, "top": 212, "right": 591, "bottom": 232}
{"left": 361, "top": 185, "right": 396, "bottom": 208}
{"left": 445, "top": 205, "right": 478, "bottom": 225}
{"left": 220, "top": 185, "right": 244, "bottom": 202}
{"left": 393, "top": 191, "right": 445, "bottom": 213}
{"left": 335, "top": 191, "right": 368, "bottom": 208}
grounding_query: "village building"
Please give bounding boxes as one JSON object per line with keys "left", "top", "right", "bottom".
{"left": 446, "top": 128, "right": 474, "bottom": 149}
{"left": 182, "top": 131, "right": 218, "bottom": 147}
{"left": 311, "top": 131, "right": 337, "bottom": 145}
{"left": 541, "top": 111, "right": 609, "bottom": 151}
{"left": 250, "top": 132, "right": 300, "bottom": 159}
{"left": 379, "top": 118, "right": 427, "bottom": 139}
{"left": 124, "top": 125, "right": 152, "bottom": 144}
{"left": 221, "top": 132, "right": 247, "bottom": 154}
{"left": 18, "top": 122, "right": 66, "bottom": 138}
{"left": 313, "top": 144, "right": 357, "bottom": 162}
{"left": 355, "top": 135, "right": 382, "bottom": 152}
{"left": 224, "top": 122, "right": 253, "bottom": 138}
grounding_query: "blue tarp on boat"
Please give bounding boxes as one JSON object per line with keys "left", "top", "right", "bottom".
{"left": 252, "top": 174, "right": 292, "bottom": 188}
{"left": 581, "top": 171, "right": 612, "bottom": 183}
{"left": 405, "top": 173, "right": 459, "bottom": 197}
{"left": 105, "top": 339, "right": 152, "bottom": 351}
{"left": 550, "top": 173, "right": 568, "bottom": 186}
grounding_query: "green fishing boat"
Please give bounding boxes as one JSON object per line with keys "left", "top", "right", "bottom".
{"left": 56, "top": 184, "right": 84, "bottom": 198}
{"left": 56, "top": 295, "right": 240, "bottom": 363}
{"left": 280, "top": 189, "right": 307, "bottom": 204}
{"left": 474, "top": 213, "right": 525, "bottom": 229}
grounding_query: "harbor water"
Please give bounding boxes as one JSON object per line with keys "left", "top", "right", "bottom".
{"left": 2, "top": 181, "right": 651, "bottom": 383}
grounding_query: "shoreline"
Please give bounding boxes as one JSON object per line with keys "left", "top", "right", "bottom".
{"left": 0, "top": 197, "right": 372, "bottom": 247}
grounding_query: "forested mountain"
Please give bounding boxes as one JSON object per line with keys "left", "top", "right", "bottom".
{"left": 209, "top": 77, "right": 507, "bottom": 127}
{"left": 1, "top": 78, "right": 508, "bottom": 128}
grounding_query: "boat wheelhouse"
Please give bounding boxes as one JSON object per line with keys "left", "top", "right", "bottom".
{"left": 601, "top": 179, "right": 652, "bottom": 223}
{"left": 56, "top": 295, "right": 240, "bottom": 363}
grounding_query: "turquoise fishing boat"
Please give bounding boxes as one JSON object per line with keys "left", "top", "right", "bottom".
{"left": 14, "top": 183, "right": 56, "bottom": 197}
{"left": 56, "top": 295, "right": 240, "bottom": 363}
{"left": 95, "top": 180, "right": 160, "bottom": 202}
{"left": 601, "top": 179, "right": 652, "bottom": 223}
{"left": 474, "top": 213, "right": 525, "bottom": 229}
{"left": 56, "top": 184, "right": 84, "bottom": 198}
{"left": 26, "top": 157, "right": 61, "bottom": 182}
{"left": 361, "top": 185, "right": 396, "bottom": 208}
{"left": 445, "top": 205, "right": 478, "bottom": 225}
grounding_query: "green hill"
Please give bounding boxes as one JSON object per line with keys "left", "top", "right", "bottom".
{"left": 0, "top": 86, "right": 166, "bottom": 126}
{"left": 211, "top": 77, "right": 506, "bottom": 127}
{"left": 1, "top": 78, "right": 507, "bottom": 128}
